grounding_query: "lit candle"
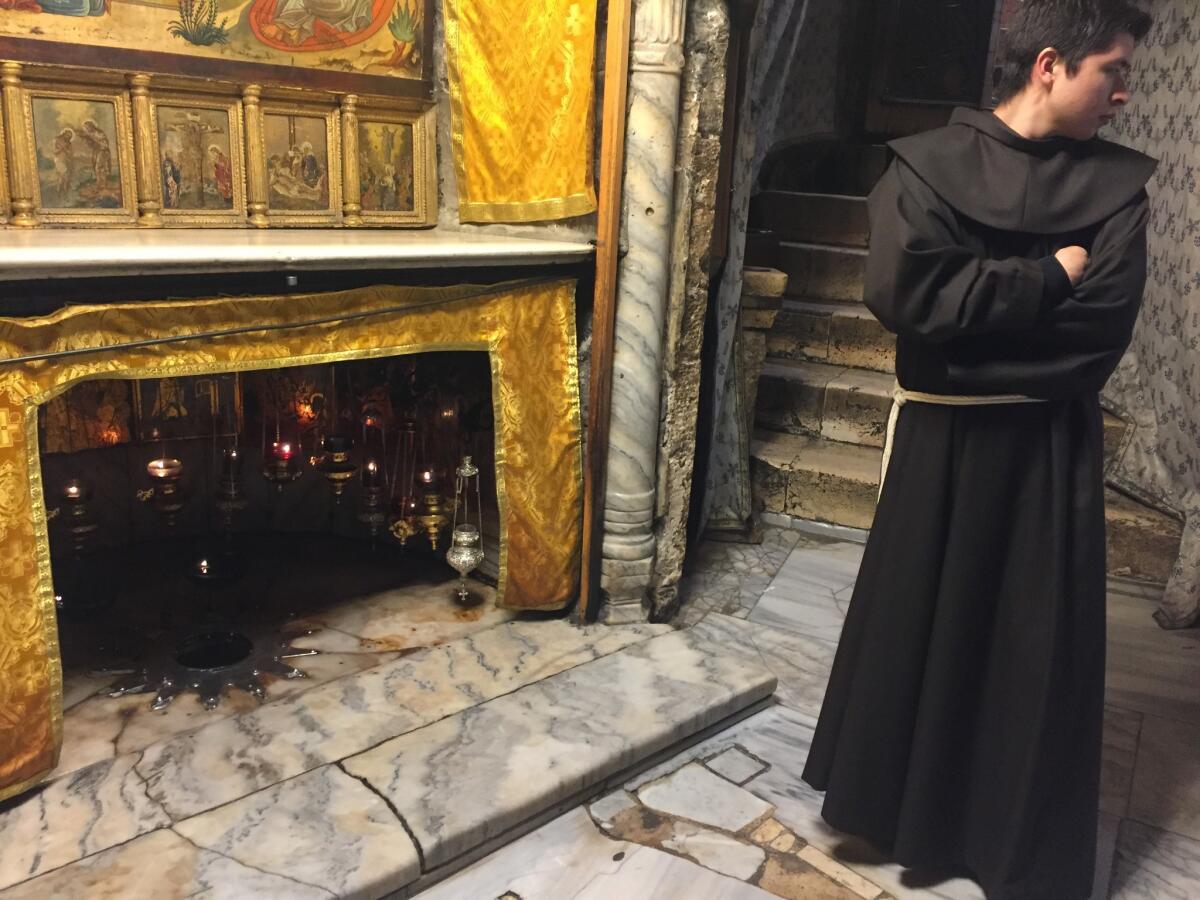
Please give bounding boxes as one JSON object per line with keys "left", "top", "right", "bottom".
{"left": 63, "top": 479, "right": 85, "bottom": 501}
{"left": 221, "top": 447, "right": 241, "bottom": 479}
{"left": 271, "top": 442, "right": 293, "bottom": 461}
{"left": 197, "top": 558, "right": 210, "bottom": 576}
{"left": 362, "top": 459, "right": 382, "bottom": 487}
{"left": 420, "top": 469, "right": 434, "bottom": 485}
{"left": 147, "top": 457, "right": 183, "bottom": 479}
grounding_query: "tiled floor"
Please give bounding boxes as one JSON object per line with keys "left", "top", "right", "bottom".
{"left": 422, "top": 527, "right": 1200, "bottom": 900}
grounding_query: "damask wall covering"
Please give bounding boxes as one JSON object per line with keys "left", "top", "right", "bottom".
{"left": 1107, "top": 0, "right": 1200, "bottom": 628}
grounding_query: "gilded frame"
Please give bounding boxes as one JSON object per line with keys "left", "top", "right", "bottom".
{"left": 22, "top": 82, "right": 137, "bottom": 227}
{"left": 354, "top": 103, "right": 436, "bottom": 227}
{"left": 149, "top": 91, "right": 247, "bottom": 227}
{"left": 257, "top": 100, "right": 342, "bottom": 228}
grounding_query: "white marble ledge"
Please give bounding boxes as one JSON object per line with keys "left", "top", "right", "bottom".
{"left": 0, "top": 228, "right": 595, "bottom": 281}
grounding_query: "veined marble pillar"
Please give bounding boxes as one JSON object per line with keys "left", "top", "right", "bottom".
{"left": 600, "top": 0, "right": 687, "bottom": 624}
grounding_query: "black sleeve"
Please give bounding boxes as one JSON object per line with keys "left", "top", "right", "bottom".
{"left": 1038, "top": 256, "right": 1074, "bottom": 310}
{"left": 941, "top": 191, "right": 1150, "bottom": 398}
{"left": 863, "top": 160, "right": 1047, "bottom": 344}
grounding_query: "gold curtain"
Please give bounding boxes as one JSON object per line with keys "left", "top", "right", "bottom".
{"left": 442, "top": 0, "right": 598, "bottom": 222}
{"left": 0, "top": 279, "right": 583, "bottom": 802}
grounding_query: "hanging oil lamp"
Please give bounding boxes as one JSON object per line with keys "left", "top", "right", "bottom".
{"left": 198, "top": 445, "right": 247, "bottom": 584}
{"left": 143, "top": 455, "right": 185, "bottom": 529}
{"left": 358, "top": 457, "right": 387, "bottom": 547}
{"left": 388, "top": 419, "right": 420, "bottom": 546}
{"left": 262, "top": 438, "right": 301, "bottom": 490}
{"left": 315, "top": 434, "right": 358, "bottom": 502}
{"left": 417, "top": 466, "right": 449, "bottom": 549}
{"left": 446, "top": 456, "right": 485, "bottom": 605}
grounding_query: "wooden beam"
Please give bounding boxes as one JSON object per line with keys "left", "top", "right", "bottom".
{"left": 579, "top": 0, "right": 633, "bottom": 623}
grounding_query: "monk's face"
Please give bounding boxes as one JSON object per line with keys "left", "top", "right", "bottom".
{"left": 1048, "top": 32, "right": 1136, "bottom": 140}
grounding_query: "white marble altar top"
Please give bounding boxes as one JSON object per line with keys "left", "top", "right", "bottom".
{"left": 0, "top": 228, "right": 594, "bottom": 281}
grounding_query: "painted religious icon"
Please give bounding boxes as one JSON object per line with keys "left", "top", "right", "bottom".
{"left": 24, "top": 89, "right": 136, "bottom": 223}
{"left": 39, "top": 380, "right": 134, "bottom": 454}
{"left": 0, "top": 0, "right": 431, "bottom": 89}
{"left": 264, "top": 110, "right": 334, "bottom": 214}
{"left": 358, "top": 118, "right": 414, "bottom": 213}
{"left": 133, "top": 374, "right": 242, "bottom": 441}
{"left": 152, "top": 98, "right": 245, "bottom": 223}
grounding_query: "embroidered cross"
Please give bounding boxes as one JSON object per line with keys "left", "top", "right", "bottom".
{"left": 0, "top": 409, "right": 17, "bottom": 448}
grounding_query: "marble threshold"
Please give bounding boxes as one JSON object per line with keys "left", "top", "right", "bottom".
{"left": 0, "top": 228, "right": 594, "bottom": 281}
{"left": 0, "top": 622, "right": 776, "bottom": 899}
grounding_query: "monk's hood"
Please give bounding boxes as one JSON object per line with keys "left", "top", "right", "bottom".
{"left": 887, "top": 107, "right": 1157, "bottom": 234}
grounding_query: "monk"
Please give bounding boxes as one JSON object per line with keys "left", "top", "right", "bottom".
{"left": 801, "top": 2, "right": 1156, "bottom": 897}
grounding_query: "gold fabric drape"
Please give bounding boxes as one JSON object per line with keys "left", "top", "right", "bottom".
{"left": 0, "top": 279, "right": 583, "bottom": 802}
{"left": 442, "top": 0, "right": 598, "bottom": 222}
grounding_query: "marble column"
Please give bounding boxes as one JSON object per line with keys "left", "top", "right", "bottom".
{"left": 600, "top": 0, "right": 687, "bottom": 624}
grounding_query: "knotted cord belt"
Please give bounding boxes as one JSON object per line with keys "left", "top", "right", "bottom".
{"left": 879, "top": 384, "right": 1049, "bottom": 498}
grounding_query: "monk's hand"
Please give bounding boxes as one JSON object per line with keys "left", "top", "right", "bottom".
{"left": 1054, "top": 245, "right": 1090, "bottom": 286}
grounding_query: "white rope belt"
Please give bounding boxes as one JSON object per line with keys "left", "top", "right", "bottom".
{"left": 879, "top": 384, "right": 1048, "bottom": 498}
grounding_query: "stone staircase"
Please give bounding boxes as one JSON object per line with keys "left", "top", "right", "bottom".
{"left": 745, "top": 146, "right": 1184, "bottom": 584}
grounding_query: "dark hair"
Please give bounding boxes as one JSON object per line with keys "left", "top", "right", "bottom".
{"left": 994, "top": 0, "right": 1153, "bottom": 103}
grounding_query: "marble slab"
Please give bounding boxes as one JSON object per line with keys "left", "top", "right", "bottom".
{"left": 1101, "top": 706, "right": 1143, "bottom": 817}
{"left": 57, "top": 649, "right": 397, "bottom": 781}
{"left": 676, "top": 527, "right": 805, "bottom": 625}
{"left": 0, "top": 754, "right": 170, "bottom": 890}
{"left": 663, "top": 820, "right": 767, "bottom": 880}
{"left": 1128, "top": 715, "right": 1200, "bottom": 842}
{"left": 174, "top": 765, "right": 419, "bottom": 899}
{"left": 341, "top": 626, "right": 777, "bottom": 869}
{"left": 0, "top": 829, "right": 332, "bottom": 900}
{"left": 638, "top": 763, "right": 775, "bottom": 834}
{"left": 1110, "top": 818, "right": 1200, "bottom": 899}
{"left": 1105, "top": 588, "right": 1200, "bottom": 727}
{"left": 706, "top": 747, "right": 770, "bottom": 786}
{"left": 0, "top": 228, "right": 593, "bottom": 281}
{"left": 1, "top": 765, "right": 419, "bottom": 899}
{"left": 416, "top": 807, "right": 779, "bottom": 900}
{"left": 691, "top": 613, "right": 836, "bottom": 724}
{"left": 135, "top": 619, "right": 669, "bottom": 822}
{"left": 748, "top": 541, "right": 863, "bottom": 642}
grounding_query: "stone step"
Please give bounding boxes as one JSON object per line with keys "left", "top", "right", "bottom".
{"left": 749, "top": 192, "right": 870, "bottom": 248}
{"left": 761, "top": 141, "right": 890, "bottom": 196}
{"left": 1105, "top": 489, "right": 1185, "bottom": 584}
{"left": 751, "top": 430, "right": 881, "bottom": 531}
{"left": 776, "top": 241, "right": 866, "bottom": 303}
{"left": 767, "top": 298, "right": 895, "bottom": 373}
{"left": 751, "top": 428, "right": 1182, "bottom": 583}
{"left": 756, "top": 358, "right": 893, "bottom": 449}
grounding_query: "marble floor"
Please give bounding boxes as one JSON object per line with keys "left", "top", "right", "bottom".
{"left": 424, "top": 527, "right": 1200, "bottom": 900}
{"left": 54, "top": 542, "right": 516, "bottom": 781}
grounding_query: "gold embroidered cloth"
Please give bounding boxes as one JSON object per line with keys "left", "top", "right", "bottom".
{"left": 442, "top": 0, "right": 598, "bottom": 222}
{"left": 0, "top": 279, "right": 583, "bottom": 801}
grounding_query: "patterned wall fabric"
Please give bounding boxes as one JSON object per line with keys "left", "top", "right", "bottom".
{"left": 441, "top": 0, "right": 598, "bottom": 222}
{"left": 1107, "top": 0, "right": 1200, "bottom": 628}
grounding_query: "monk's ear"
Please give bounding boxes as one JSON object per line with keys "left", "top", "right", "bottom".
{"left": 1033, "top": 47, "right": 1060, "bottom": 88}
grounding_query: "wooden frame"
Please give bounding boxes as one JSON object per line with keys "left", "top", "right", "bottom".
{"left": 256, "top": 100, "right": 342, "bottom": 227}
{"left": 22, "top": 81, "right": 137, "bottom": 227}
{"left": 353, "top": 103, "right": 436, "bottom": 227}
{"left": 149, "top": 90, "right": 247, "bottom": 227}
